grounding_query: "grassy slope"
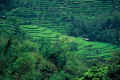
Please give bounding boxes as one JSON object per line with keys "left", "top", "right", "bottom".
{"left": 20, "top": 25, "right": 119, "bottom": 66}
{"left": 0, "top": 24, "right": 119, "bottom": 79}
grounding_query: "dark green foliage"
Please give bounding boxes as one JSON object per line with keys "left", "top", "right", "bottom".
{"left": 76, "top": 51, "right": 120, "bottom": 80}
{"left": 1, "top": 23, "right": 119, "bottom": 79}
{"left": 0, "top": 0, "right": 16, "bottom": 13}
{"left": 0, "top": 0, "right": 120, "bottom": 80}
{"left": 79, "top": 66, "right": 109, "bottom": 80}
{"left": 49, "top": 71, "right": 72, "bottom": 80}
{"left": 3, "top": 0, "right": 120, "bottom": 45}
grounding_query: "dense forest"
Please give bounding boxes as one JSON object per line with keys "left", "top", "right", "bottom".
{"left": 0, "top": 0, "right": 120, "bottom": 80}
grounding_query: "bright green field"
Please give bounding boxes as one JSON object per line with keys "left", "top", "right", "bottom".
{"left": 20, "top": 25, "right": 119, "bottom": 66}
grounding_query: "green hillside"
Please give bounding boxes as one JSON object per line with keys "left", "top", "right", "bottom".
{"left": 1, "top": 0, "right": 120, "bottom": 80}
{"left": 0, "top": 23, "right": 120, "bottom": 80}
{"left": 20, "top": 25, "right": 119, "bottom": 65}
{"left": 4, "top": 0, "right": 120, "bottom": 45}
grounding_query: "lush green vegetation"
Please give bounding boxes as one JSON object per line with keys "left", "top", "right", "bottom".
{"left": 0, "top": 0, "right": 120, "bottom": 80}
